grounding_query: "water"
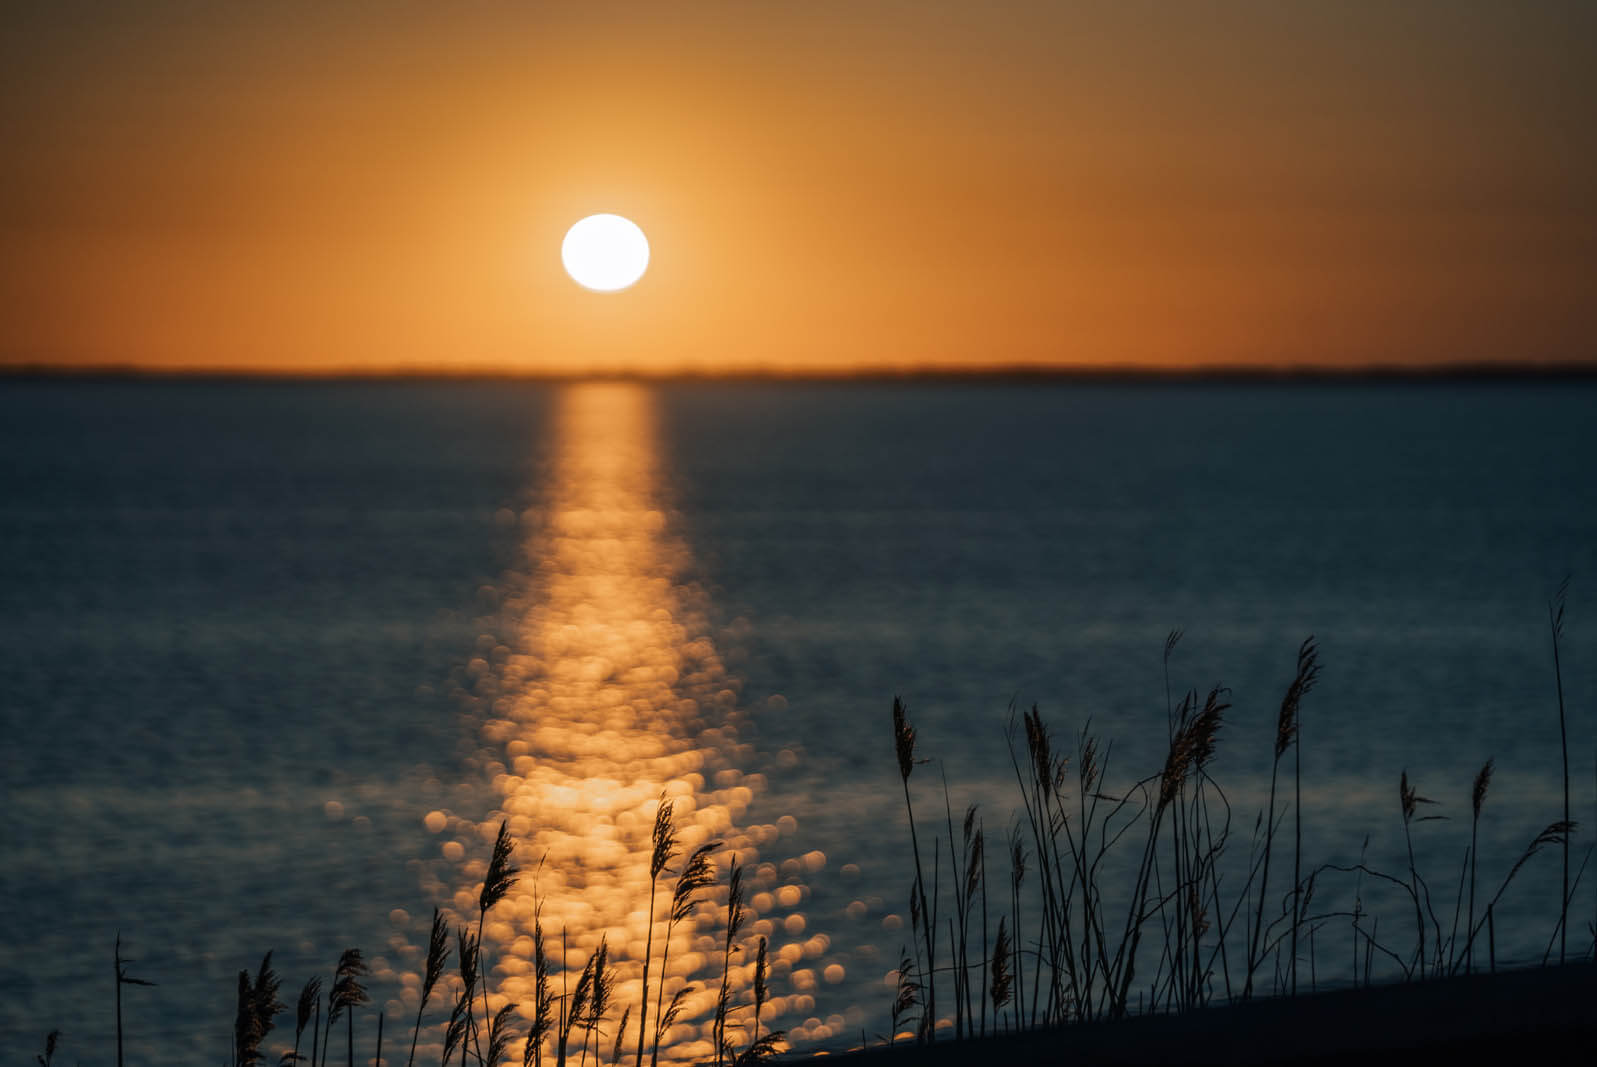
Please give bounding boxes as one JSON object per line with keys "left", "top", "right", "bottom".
{"left": 2, "top": 378, "right": 1594, "bottom": 1062}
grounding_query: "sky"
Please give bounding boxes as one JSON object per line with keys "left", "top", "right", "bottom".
{"left": 2, "top": 1, "right": 1594, "bottom": 375}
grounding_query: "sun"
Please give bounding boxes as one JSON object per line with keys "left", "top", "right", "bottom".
{"left": 561, "top": 214, "right": 650, "bottom": 292}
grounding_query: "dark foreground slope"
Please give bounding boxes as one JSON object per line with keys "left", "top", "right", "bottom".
{"left": 801, "top": 963, "right": 1596, "bottom": 1065}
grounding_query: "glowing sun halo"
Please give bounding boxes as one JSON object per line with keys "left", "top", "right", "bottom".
{"left": 561, "top": 214, "right": 650, "bottom": 292}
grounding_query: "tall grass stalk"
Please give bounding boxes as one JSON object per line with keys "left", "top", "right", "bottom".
{"left": 1398, "top": 773, "right": 1445, "bottom": 978}
{"left": 326, "top": 949, "right": 368, "bottom": 1067}
{"left": 651, "top": 842, "right": 717, "bottom": 1067}
{"left": 523, "top": 913, "right": 553, "bottom": 1067}
{"left": 1467, "top": 761, "right": 1492, "bottom": 974}
{"left": 1549, "top": 576, "right": 1571, "bottom": 964}
{"left": 553, "top": 939, "right": 592, "bottom": 1067}
{"left": 294, "top": 978, "right": 320, "bottom": 1067}
{"left": 634, "top": 797, "right": 676, "bottom": 1067}
{"left": 449, "top": 931, "right": 478, "bottom": 1067}
{"left": 406, "top": 909, "right": 450, "bottom": 1067}
{"left": 892, "top": 697, "right": 936, "bottom": 1040}
{"left": 472, "top": 822, "right": 520, "bottom": 1067}
{"left": 711, "top": 856, "right": 746, "bottom": 1067}
{"left": 487, "top": 1004, "right": 518, "bottom": 1067}
{"left": 1288, "top": 639, "right": 1319, "bottom": 996}
{"left": 741, "top": 936, "right": 784, "bottom": 1061}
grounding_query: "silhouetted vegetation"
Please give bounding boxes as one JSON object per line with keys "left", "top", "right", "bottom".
{"left": 40, "top": 594, "right": 1590, "bottom": 1065}
{"left": 883, "top": 616, "right": 1591, "bottom": 1049}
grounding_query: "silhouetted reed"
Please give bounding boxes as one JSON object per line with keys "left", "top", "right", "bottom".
{"left": 711, "top": 856, "right": 746, "bottom": 1067}
{"left": 523, "top": 911, "right": 554, "bottom": 1067}
{"left": 406, "top": 909, "right": 450, "bottom": 1067}
{"left": 634, "top": 796, "right": 677, "bottom": 1067}
{"left": 651, "top": 841, "right": 718, "bottom": 1067}
{"left": 738, "top": 937, "right": 784, "bottom": 1065}
{"left": 325, "top": 948, "right": 368, "bottom": 1067}
{"left": 467, "top": 821, "right": 520, "bottom": 1066}
{"left": 486, "top": 1002, "right": 517, "bottom": 1067}
{"left": 234, "top": 952, "right": 284, "bottom": 1066}
{"left": 1550, "top": 576, "right": 1572, "bottom": 963}
{"left": 892, "top": 696, "right": 936, "bottom": 1042}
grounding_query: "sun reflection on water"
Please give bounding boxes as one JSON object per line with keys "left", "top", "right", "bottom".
{"left": 413, "top": 383, "right": 826, "bottom": 1063}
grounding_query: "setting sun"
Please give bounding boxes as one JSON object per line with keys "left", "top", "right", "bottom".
{"left": 561, "top": 213, "right": 650, "bottom": 292}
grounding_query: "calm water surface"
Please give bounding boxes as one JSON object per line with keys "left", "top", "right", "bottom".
{"left": 2, "top": 379, "right": 1594, "bottom": 1061}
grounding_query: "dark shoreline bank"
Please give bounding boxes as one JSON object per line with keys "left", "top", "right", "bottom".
{"left": 799, "top": 963, "right": 1596, "bottom": 1065}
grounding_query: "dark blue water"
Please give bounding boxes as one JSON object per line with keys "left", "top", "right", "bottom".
{"left": 2, "top": 379, "right": 1594, "bottom": 1061}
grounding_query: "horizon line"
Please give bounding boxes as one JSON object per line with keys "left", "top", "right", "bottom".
{"left": 4, "top": 360, "right": 1597, "bottom": 385}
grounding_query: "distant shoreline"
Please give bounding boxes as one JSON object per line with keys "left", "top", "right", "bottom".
{"left": 4, "top": 360, "right": 1597, "bottom": 386}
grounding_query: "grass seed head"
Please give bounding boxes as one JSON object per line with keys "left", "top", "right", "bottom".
{"left": 480, "top": 819, "right": 520, "bottom": 915}
{"left": 1472, "top": 759, "right": 1494, "bottom": 821}
{"left": 650, "top": 796, "right": 679, "bottom": 880}
{"left": 893, "top": 696, "right": 916, "bottom": 782}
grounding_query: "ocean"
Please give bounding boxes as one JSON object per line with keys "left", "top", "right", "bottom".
{"left": 2, "top": 378, "right": 1594, "bottom": 1062}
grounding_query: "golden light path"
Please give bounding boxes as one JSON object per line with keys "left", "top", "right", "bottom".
{"left": 409, "top": 384, "right": 838, "bottom": 1064}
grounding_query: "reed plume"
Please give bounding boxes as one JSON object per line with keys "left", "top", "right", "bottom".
{"left": 234, "top": 952, "right": 285, "bottom": 1067}
{"left": 586, "top": 937, "right": 615, "bottom": 1066}
{"left": 894, "top": 696, "right": 916, "bottom": 782}
{"left": 326, "top": 949, "right": 368, "bottom": 1067}
{"left": 1276, "top": 638, "right": 1319, "bottom": 759}
{"left": 481, "top": 820, "right": 522, "bottom": 915}
{"left": 611, "top": 1006, "right": 631, "bottom": 1066}
{"left": 989, "top": 919, "right": 1012, "bottom": 1027}
{"left": 556, "top": 944, "right": 593, "bottom": 1067}
{"left": 736, "top": 938, "right": 784, "bottom": 1064}
{"left": 292, "top": 977, "right": 321, "bottom": 1067}
{"left": 887, "top": 945, "right": 913, "bottom": 1047}
{"left": 487, "top": 1002, "right": 518, "bottom": 1067}
{"left": 407, "top": 908, "right": 451, "bottom": 1067}
{"left": 1160, "top": 686, "right": 1227, "bottom": 810}
{"left": 36, "top": 1030, "right": 60, "bottom": 1067}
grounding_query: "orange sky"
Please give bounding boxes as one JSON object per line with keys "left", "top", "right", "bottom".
{"left": 2, "top": 2, "right": 1594, "bottom": 375}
